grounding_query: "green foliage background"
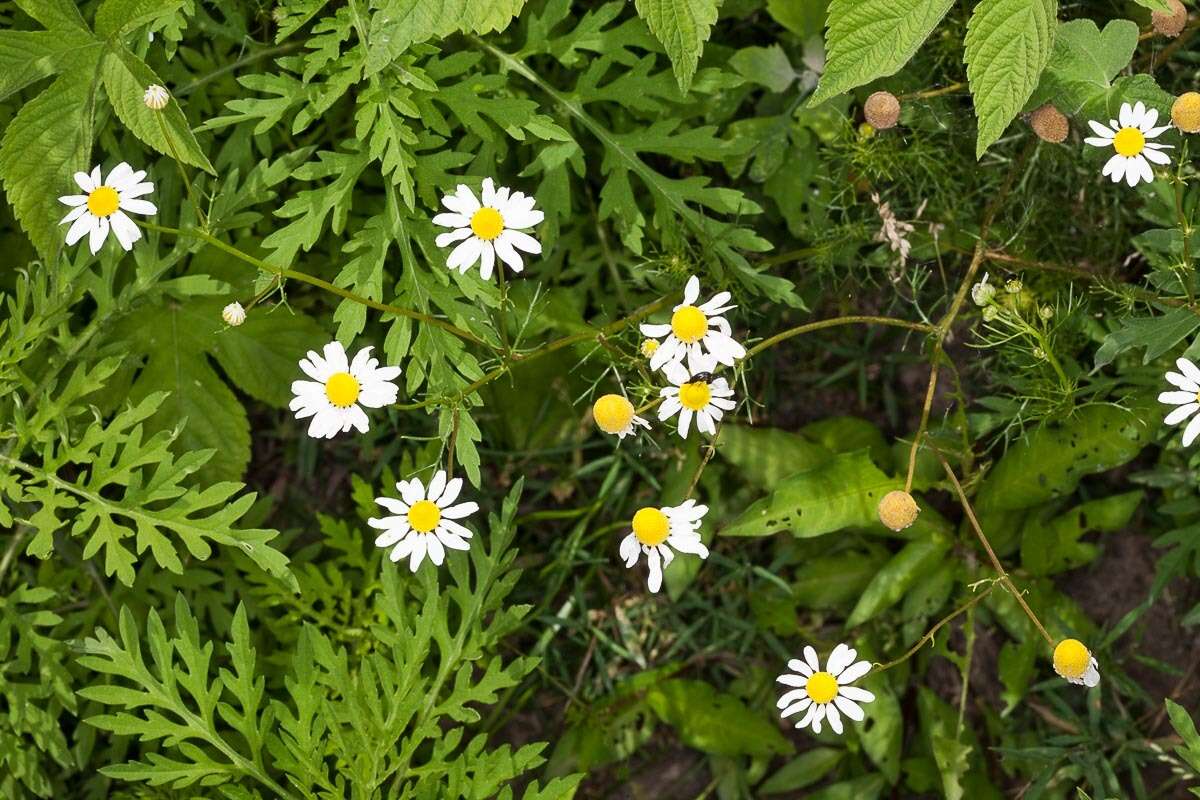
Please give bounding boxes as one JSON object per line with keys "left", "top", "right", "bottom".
{"left": 1, "top": 0, "right": 1200, "bottom": 797}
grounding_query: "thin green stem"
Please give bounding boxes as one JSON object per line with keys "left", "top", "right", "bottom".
{"left": 873, "top": 582, "right": 996, "bottom": 673}
{"left": 153, "top": 110, "right": 207, "bottom": 229}
{"left": 744, "top": 315, "right": 933, "bottom": 360}
{"left": 141, "top": 222, "right": 488, "bottom": 346}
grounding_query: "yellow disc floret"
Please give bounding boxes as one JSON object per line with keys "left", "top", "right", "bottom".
{"left": 877, "top": 490, "right": 920, "bottom": 531}
{"left": 407, "top": 499, "right": 441, "bottom": 533}
{"left": 1113, "top": 127, "right": 1145, "bottom": 157}
{"left": 324, "top": 372, "right": 360, "bottom": 408}
{"left": 670, "top": 305, "right": 708, "bottom": 343}
{"left": 632, "top": 507, "right": 670, "bottom": 546}
{"left": 1173, "top": 92, "right": 1200, "bottom": 133}
{"left": 805, "top": 671, "right": 838, "bottom": 704}
{"left": 470, "top": 207, "right": 505, "bottom": 240}
{"left": 640, "top": 339, "right": 659, "bottom": 358}
{"left": 87, "top": 186, "right": 120, "bottom": 217}
{"left": 593, "top": 394, "right": 635, "bottom": 434}
{"left": 1053, "top": 638, "right": 1090, "bottom": 680}
{"left": 678, "top": 382, "right": 712, "bottom": 411}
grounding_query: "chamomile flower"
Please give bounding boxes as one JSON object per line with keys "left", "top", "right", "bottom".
{"left": 1084, "top": 101, "right": 1173, "bottom": 187}
{"left": 368, "top": 470, "right": 479, "bottom": 571}
{"left": 777, "top": 643, "right": 876, "bottom": 735}
{"left": 639, "top": 275, "right": 746, "bottom": 372}
{"left": 618, "top": 499, "right": 709, "bottom": 593}
{"left": 59, "top": 163, "right": 156, "bottom": 254}
{"left": 592, "top": 394, "right": 651, "bottom": 439}
{"left": 289, "top": 341, "right": 401, "bottom": 439}
{"left": 433, "top": 178, "right": 543, "bottom": 280}
{"left": 1158, "top": 357, "right": 1200, "bottom": 445}
{"left": 658, "top": 356, "right": 736, "bottom": 438}
{"left": 1052, "top": 638, "right": 1100, "bottom": 687}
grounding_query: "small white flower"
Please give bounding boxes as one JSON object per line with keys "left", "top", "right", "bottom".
{"left": 368, "top": 470, "right": 479, "bottom": 572}
{"left": 1158, "top": 357, "right": 1200, "bottom": 445}
{"left": 144, "top": 84, "right": 169, "bottom": 110}
{"left": 433, "top": 178, "right": 543, "bottom": 280}
{"left": 289, "top": 341, "right": 401, "bottom": 439}
{"left": 971, "top": 273, "right": 995, "bottom": 306}
{"left": 59, "top": 163, "right": 156, "bottom": 254}
{"left": 777, "top": 643, "right": 876, "bottom": 736}
{"left": 1084, "top": 101, "right": 1173, "bottom": 187}
{"left": 592, "top": 394, "right": 650, "bottom": 439}
{"left": 618, "top": 499, "right": 709, "bottom": 593}
{"left": 639, "top": 275, "right": 746, "bottom": 372}
{"left": 658, "top": 355, "right": 736, "bottom": 438}
{"left": 1052, "top": 638, "right": 1100, "bottom": 688}
{"left": 222, "top": 302, "right": 246, "bottom": 327}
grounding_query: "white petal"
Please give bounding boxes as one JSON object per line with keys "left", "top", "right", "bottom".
{"left": 646, "top": 548, "right": 663, "bottom": 593}
{"left": 447, "top": 237, "right": 483, "bottom": 271}
{"left": 64, "top": 214, "right": 94, "bottom": 246}
{"left": 1166, "top": 371, "right": 1200, "bottom": 391}
{"left": 436, "top": 228, "right": 472, "bottom": 248}
{"left": 502, "top": 228, "right": 541, "bottom": 255}
{"left": 825, "top": 702, "right": 843, "bottom": 735}
{"left": 803, "top": 646, "right": 820, "bottom": 672}
{"left": 1164, "top": 403, "right": 1199, "bottom": 426}
{"left": 441, "top": 501, "right": 478, "bottom": 520}
{"left": 437, "top": 478, "right": 463, "bottom": 508}
{"left": 836, "top": 660, "right": 872, "bottom": 684}
{"left": 1179, "top": 358, "right": 1200, "bottom": 384}
{"left": 682, "top": 275, "right": 700, "bottom": 305}
{"left": 88, "top": 216, "right": 109, "bottom": 254}
{"left": 1087, "top": 120, "right": 1115, "bottom": 138}
{"left": 834, "top": 695, "right": 865, "bottom": 721}
{"left": 493, "top": 234, "right": 526, "bottom": 273}
{"left": 1158, "top": 391, "right": 1196, "bottom": 406}
{"left": 109, "top": 211, "right": 141, "bottom": 250}
{"left": 1182, "top": 413, "right": 1200, "bottom": 446}
{"left": 74, "top": 170, "right": 96, "bottom": 193}
{"left": 425, "top": 534, "right": 445, "bottom": 566}
{"left": 838, "top": 685, "right": 875, "bottom": 704}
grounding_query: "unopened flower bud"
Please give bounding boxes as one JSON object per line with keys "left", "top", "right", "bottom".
{"left": 1153, "top": 0, "right": 1188, "bottom": 38}
{"left": 878, "top": 490, "right": 920, "bottom": 531}
{"left": 864, "top": 91, "right": 901, "bottom": 130}
{"left": 1040, "top": 305, "right": 1055, "bottom": 320}
{"left": 1033, "top": 346, "right": 1047, "bottom": 360}
{"left": 1005, "top": 279, "right": 1023, "bottom": 294}
{"left": 144, "top": 84, "right": 170, "bottom": 110}
{"left": 222, "top": 302, "right": 246, "bottom": 327}
{"left": 982, "top": 305, "right": 1000, "bottom": 322}
{"left": 1029, "top": 104, "right": 1069, "bottom": 143}
{"left": 972, "top": 273, "right": 996, "bottom": 306}
{"left": 1173, "top": 92, "right": 1200, "bottom": 133}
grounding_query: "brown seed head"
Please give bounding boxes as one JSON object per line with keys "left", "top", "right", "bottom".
{"left": 864, "top": 91, "right": 901, "bottom": 130}
{"left": 1030, "top": 104, "right": 1069, "bottom": 143}
{"left": 1153, "top": 0, "right": 1188, "bottom": 37}
{"left": 878, "top": 490, "right": 920, "bottom": 531}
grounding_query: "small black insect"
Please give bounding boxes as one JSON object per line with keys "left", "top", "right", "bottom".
{"left": 688, "top": 371, "right": 714, "bottom": 384}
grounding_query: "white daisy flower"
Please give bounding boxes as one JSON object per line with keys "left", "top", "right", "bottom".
{"left": 368, "top": 470, "right": 479, "bottom": 572}
{"left": 433, "top": 178, "right": 544, "bottom": 280}
{"left": 592, "top": 394, "right": 650, "bottom": 439}
{"left": 289, "top": 341, "right": 401, "bottom": 439}
{"left": 58, "top": 162, "right": 156, "bottom": 254}
{"left": 1084, "top": 101, "right": 1173, "bottom": 187}
{"left": 1052, "top": 638, "right": 1100, "bottom": 688}
{"left": 618, "top": 499, "right": 709, "bottom": 593}
{"left": 638, "top": 275, "right": 746, "bottom": 372}
{"left": 658, "top": 356, "right": 736, "bottom": 438}
{"left": 777, "top": 643, "right": 876, "bottom": 736}
{"left": 1159, "top": 357, "right": 1200, "bottom": 445}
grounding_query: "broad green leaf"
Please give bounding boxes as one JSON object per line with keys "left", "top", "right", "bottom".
{"left": 645, "top": 678, "right": 791, "bottom": 757}
{"left": 0, "top": 30, "right": 103, "bottom": 102}
{"left": 801, "top": 415, "right": 890, "bottom": 467}
{"left": 791, "top": 550, "right": 889, "bottom": 609}
{"left": 1131, "top": 0, "right": 1172, "bottom": 10}
{"left": 1081, "top": 73, "right": 1175, "bottom": 127}
{"left": 94, "top": 0, "right": 185, "bottom": 37}
{"left": 717, "top": 424, "right": 830, "bottom": 488}
{"left": 964, "top": 0, "right": 1057, "bottom": 157}
{"left": 365, "top": 0, "right": 527, "bottom": 77}
{"left": 766, "top": 0, "right": 829, "bottom": 38}
{"left": 720, "top": 450, "right": 898, "bottom": 538}
{"left": 759, "top": 747, "right": 843, "bottom": 794}
{"left": 1028, "top": 19, "right": 1138, "bottom": 114}
{"left": 1020, "top": 490, "right": 1143, "bottom": 576}
{"left": 729, "top": 45, "right": 797, "bottom": 93}
{"left": 846, "top": 534, "right": 951, "bottom": 626}
{"left": 807, "top": 775, "right": 887, "bottom": 800}
{"left": 635, "top": 0, "right": 722, "bottom": 93}
{"left": 0, "top": 68, "right": 98, "bottom": 261}
{"left": 12, "top": 0, "right": 89, "bottom": 30}
{"left": 998, "top": 638, "right": 1038, "bottom": 714}
{"left": 975, "top": 405, "right": 1151, "bottom": 513}
{"left": 860, "top": 685, "right": 902, "bottom": 783}
{"left": 809, "top": 0, "right": 954, "bottom": 106}
{"left": 1095, "top": 306, "right": 1200, "bottom": 368}
{"left": 1166, "top": 700, "right": 1200, "bottom": 775}
{"left": 100, "top": 46, "right": 216, "bottom": 175}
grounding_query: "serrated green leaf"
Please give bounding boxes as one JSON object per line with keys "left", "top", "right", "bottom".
{"left": 94, "top": 0, "right": 185, "bottom": 37}
{"left": 1028, "top": 19, "right": 1137, "bottom": 115}
{"left": 1131, "top": 0, "right": 1172, "bottom": 11}
{"left": 1095, "top": 306, "right": 1200, "bottom": 368}
{"left": 0, "top": 30, "right": 103, "bottom": 102}
{"left": 730, "top": 44, "right": 797, "bottom": 92}
{"left": 12, "top": 0, "right": 89, "bottom": 31}
{"left": 100, "top": 46, "right": 215, "bottom": 175}
{"left": 0, "top": 68, "right": 99, "bottom": 261}
{"left": 635, "top": 0, "right": 721, "bottom": 93}
{"left": 365, "top": 0, "right": 527, "bottom": 77}
{"left": 964, "top": 0, "right": 1057, "bottom": 157}
{"left": 809, "top": 0, "right": 954, "bottom": 106}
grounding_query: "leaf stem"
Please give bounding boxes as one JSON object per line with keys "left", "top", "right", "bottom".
{"left": 873, "top": 581, "right": 996, "bottom": 673}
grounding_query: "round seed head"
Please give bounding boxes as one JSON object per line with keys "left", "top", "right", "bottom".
{"left": 1030, "top": 104, "right": 1068, "bottom": 143}
{"left": 1173, "top": 92, "right": 1200, "bottom": 133}
{"left": 878, "top": 490, "right": 920, "bottom": 531}
{"left": 864, "top": 91, "right": 901, "bottom": 130}
{"left": 1153, "top": 0, "right": 1188, "bottom": 38}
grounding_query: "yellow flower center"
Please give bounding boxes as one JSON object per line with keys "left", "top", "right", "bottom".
{"left": 1113, "top": 127, "right": 1145, "bottom": 157}
{"left": 678, "top": 382, "right": 711, "bottom": 411}
{"left": 805, "top": 671, "right": 838, "bottom": 704}
{"left": 324, "top": 372, "right": 360, "bottom": 408}
{"left": 1053, "top": 638, "right": 1090, "bottom": 680}
{"left": 640, "top": 339, "right": 659, "bottom": 357}
{"left": 470, "top": 207, "right": 505, "bottom": 240}
{"left": 670, "top": 305, "right": 708, "bottom": 343}
{"left": 87, "top": 186, "right": 120, "bottom": 218}
{"left": 407, "top": 499, "right": 441, "bottom": 533}
{"left": 593, "top": 394, "right": 634, "bottom": 434}
{"left": 631, "top": 507, "right": 670, "bottom": 546}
